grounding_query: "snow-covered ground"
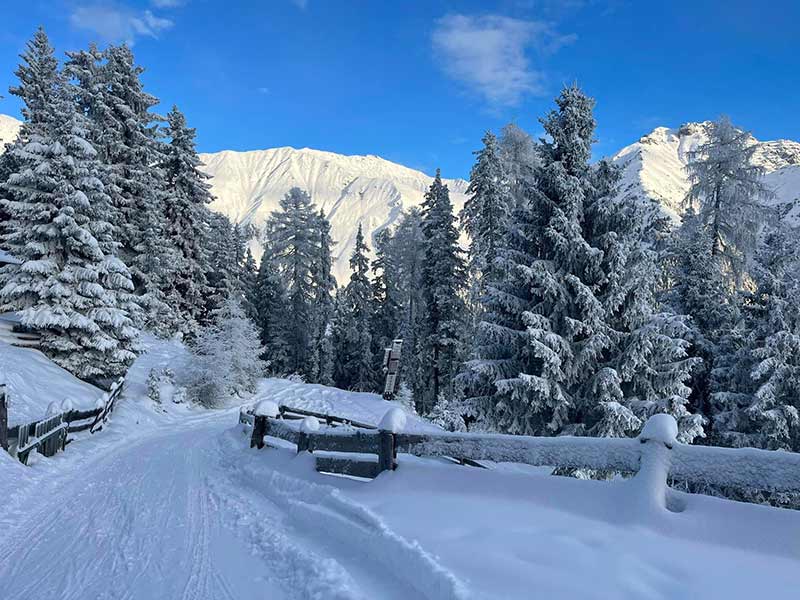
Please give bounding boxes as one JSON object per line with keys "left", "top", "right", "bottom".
{"left": 1, "top": 340, "right": 799, "bottom": 599}
{"left": 0, "top": 341, "right": 105, "bottom": 426}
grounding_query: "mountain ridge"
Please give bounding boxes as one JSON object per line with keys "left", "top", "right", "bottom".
{"left": 1, "top": 113, "right": 798, "bottom": 280}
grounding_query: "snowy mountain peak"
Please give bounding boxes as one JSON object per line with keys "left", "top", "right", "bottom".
{"left": 199, "top": 146, "right": 468, "bottom": 282}
{"left": 0, "top": 113, "right": 21, "bottom": 152}
{"left": 612, "top": 121, "right": 800, "bottom": 219}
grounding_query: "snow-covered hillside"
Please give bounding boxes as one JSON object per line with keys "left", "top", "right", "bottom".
{"left": 612, "top": 122, "right": 800, "bottom": 220}
{"left": 199, "top": 147, "right": 469, "bottom": 282}
{"left": 0, "top": 113, "right": 21, "bottom": 152}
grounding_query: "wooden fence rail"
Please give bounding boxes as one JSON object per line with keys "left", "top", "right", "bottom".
{"left": 241, "top": 403, "right": 800, "bottom": 500}
{"left": 1, "top": 377, "right": 124, "bottom": 465}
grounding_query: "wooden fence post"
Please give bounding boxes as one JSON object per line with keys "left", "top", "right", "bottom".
{"left": 1, "top": 383, "right": 8, "bottom": 451}
{"left": 251, "top": 415, "right": 268, "bottom": 449}
{"left": 634, "top": 414, "right": 678, "bottom": 512}
{"left": 377, "top": 430, "right": 395, "bottom": 473}
{"left": 297, "top": 416, "right": 319, "bottom": 454}
{"left": 377, "top": 408, "right": 407, "bottom": 474}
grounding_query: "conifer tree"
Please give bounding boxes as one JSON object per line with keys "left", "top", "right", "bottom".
{"left": 308, "top": 209, "right": 336, "bottom": 384}
{"left": 419, "top": 170, "right": 466, "bottom": 412}
{"left": 253, "top": 247, "right": 290, "bottom": 375}
{"left": 0, "top": 31, "right": 138, "bottom": 379}
{"left": 460, "top": 131, "right": 511, "bottom": 305}
{"left": 264, "top": 187, "right": 318, "bottom": 376}
{"left": 370, "top": 228, "right": 402, "bottom": 374}
{"left": 332, "top": 224, "right": 374, "bottom": 391}
{"left": 685, "top": 116, "right": 774, "bottom": 283}
{"left": 160, "top": 105, "right": 214, "bottom": 334}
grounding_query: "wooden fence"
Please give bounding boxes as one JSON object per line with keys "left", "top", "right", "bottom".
{"left": 0, "top": 377, "right": 124, "bottom": 465}
{"left": 241, "top": 404, "right": 800, "bottom": 503}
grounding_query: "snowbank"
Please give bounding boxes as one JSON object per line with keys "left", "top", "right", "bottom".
{"left": 252, "top": 378, "right": 439, "bottom": 434}
{"left": 0, "top": 341, "right": 104, "bottom": 427}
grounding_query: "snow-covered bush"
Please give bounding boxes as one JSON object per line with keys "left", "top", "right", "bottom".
{"left": 393, "top": 383, "right": 417, "bottom": 416}
{"left": 187, "top": 296, "right": 266, "bottom": 407}
{"left": 147, "top": 368, "right": 176, "bottom": 404}
{"left": 429, "top": 393, "right": 467, "bottom": 432}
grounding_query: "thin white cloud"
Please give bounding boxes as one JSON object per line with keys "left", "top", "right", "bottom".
{"left": 291, "top": 0, "right": 308, "bottom": 8}
{"left": 151, "top": 0, "right": 185, "bottom": 7}
{"left": 70, "top": 4, "right": 174, "bottom": 44}
{"left": 432, "top": 14, "right": 575, "bottom": 107}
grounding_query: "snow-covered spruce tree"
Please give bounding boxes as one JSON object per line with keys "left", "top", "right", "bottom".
{"left": 419, "top": 170, "right": 466, "bottom": 413}
{"left": 332, "top": 224, "right": 375, "bottom": 391}
{"left": 264, "top": 187, "right": 318, "bottom": 377}
{"left": 685, "top": 116, "right": 774, "bottom": 284}
{"left": 241, "top": 247, "right": 258, "bottom": 320}
{"left": 370, "top": 228, "right": 403, "bottom": 376}
{"left": 253, "top": 246, "right": 290, "bottom": 375}
{"left": 385, "top": 208, "right": 427, "bottom": 406}
{"left": 0, "top": 39, "right": 138, "bottom": 379}
{"left": 498, "top": 122, "right": 537, "bottom": 211}
{"left": 713, "top": 222, "right": 800, "bottom": 451}
{"left": 189, "top": 296, "right": 265, "bottom": 406}
{"left": 430, "top": 393, "right": 467, "bottom": 432}
{"left": 584, "top": 161, "right": 703, "bottom": 441}
{"left": 459, "top": 139, "right": 540, "bottom": 432}
{"left": 159, "top": 105, "right": 214, "bottom": 334}
{"left": 203, "top": 211, "right": 237, "bottom": 320}
{"left": 308, "top": 209, "right": 336, "bottom": 385}
{"left": 460, "top": 130, "right": 511, "bottom": 309}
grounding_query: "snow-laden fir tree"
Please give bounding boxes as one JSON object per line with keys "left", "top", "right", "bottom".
{"left": 203, "top": 212, "right": 237, "bottom": 318}
{"left": 583, "top": 161, "right": 703, "bottom": 441}
{"left": 370, "top": 228, "right": 403, "bottom": 375}
{"left": 241, "top": 247, "right": 258, "bottom": 320}
{"left": 419, "top": 169, "right": 466, "bottom": 413}
{"left": 264, "top": 187, "right": 319, "bottom": 377}
{"left": 460, "top": 130, "right": 511, "bottom": 305}
{"left": 430, "top": 393, "right": 467, "bottom": 432}
{"left": 159, "top": 105, "right": 214, "bottom": 334}
{"left": 459, "top": 138, "right": 540, "bottom": 431}
{"left": 498, "top": 122, "right": 537, "bottom": 211}
{"left": 332, "top": 224, "right": 375, "bottom": 391}
{"left": 714, "top": 221, "right": 800, "bottom": 451}
{"left": 189, "top": 296, "right": 265, "bottom": 406}
{"left": 308, "top": 209, "right": 336, "bottom": 385}
{"left": 0, "top": 32, "right": 138, "bottom": 379}
{"left": 253, "top": 246, "right": 290, "bottom": 375}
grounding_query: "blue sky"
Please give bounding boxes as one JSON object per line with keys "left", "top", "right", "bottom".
{"left": 1, "top": 0, "right": 797, "bottom": 179}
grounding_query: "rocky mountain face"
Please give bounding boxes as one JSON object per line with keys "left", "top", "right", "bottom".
{"left": 198, "top": 147, "right": 469, "bottom": 282}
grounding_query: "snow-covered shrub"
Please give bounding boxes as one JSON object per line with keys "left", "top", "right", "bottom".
{"left": 147, "top": 368, "right": 176, "bottom": 404}
{"left": 187, "top": 296, "right": 266, "bottom": 407}
{"left": 429, "top": 393, "right": 466, "bottom": 432}
{"left": 394, "top": 383, "right": 417, "bottom": 416}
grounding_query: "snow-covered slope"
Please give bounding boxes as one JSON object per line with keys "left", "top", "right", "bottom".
{"left": 199, "top": 147, "right": 468, "bottom": 282}
{"left": 0, "top": 113, "right": 21, "bottom": 152}
{"left": 612, "top": 122, "right": 800, "bottom": 221}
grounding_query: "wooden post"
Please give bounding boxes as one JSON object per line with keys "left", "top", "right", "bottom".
{"left": 297, "top": 431, "right": 309, "bottom": 453}
{"left": 250, "top": 415, "right": 268, "bottom": 449}
{"left": 377, "top": 430, "right": 395, "bottom": 473}
{"left": 0, "top": 384, "right": 8, "bottom": 452}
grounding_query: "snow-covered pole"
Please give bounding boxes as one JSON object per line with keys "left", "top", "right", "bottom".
{"left": 633, "top": 414, "right": 678, "bottom": 512}
{"left": 0, "top": 374, "right": 7, "bottom": 451}
{"left": 251, "top": 400, "right": 279, "bottom": 450}
{"left": 378, "top": 408, "right": 407, "bottom": 473}
{"left": 297, "top": 416, "right": 320, "bottom": 453}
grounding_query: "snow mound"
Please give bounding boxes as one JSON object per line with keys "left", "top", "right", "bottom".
{"left": 0, "top": 341, "right": 104, "bottom": 426}
{"left": 300, "top": 415, "right": 320, "bottom": 433}
{"left": 252, "top": 378, "right": 439, "bottom": 434}
{"left": 639, "top": 414, "right": 678, "bottom": 446}
{"left": 255, "top": 399, "right": 280, "bottom": 418}
{"left": 379, "top": 407, "right": 407, "bottom": 433}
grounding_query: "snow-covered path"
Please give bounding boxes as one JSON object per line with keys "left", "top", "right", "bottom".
{"left": 0, "top": 411, "right": 419, "bottom": 600}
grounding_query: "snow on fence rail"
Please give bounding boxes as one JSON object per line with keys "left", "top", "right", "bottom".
{"left": 0, "top": 376, "right": 124, "bottom": 464}
{"left": 241, "top": 403, "right": 800, "bottom": 503}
